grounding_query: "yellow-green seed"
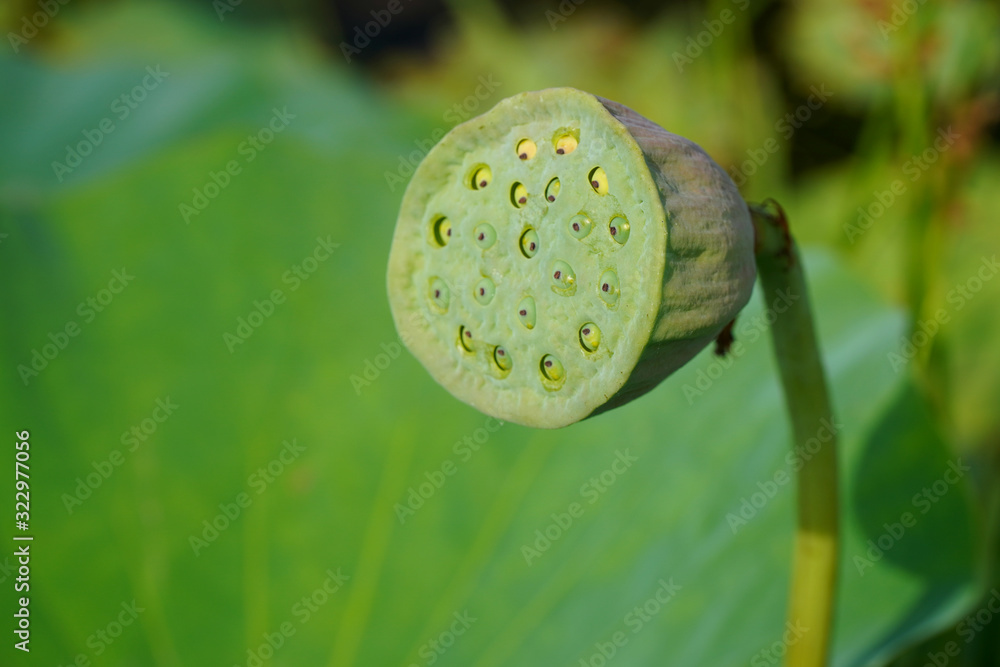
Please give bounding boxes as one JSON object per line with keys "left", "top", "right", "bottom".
{"left": 569, "top": 213, "right": 592, "bottom": 239}
{"left": 554, "top": 134, "right": 578, "bottom": 155}
{"left": 579, "top": 323, "right": 601, "bottom": 352}
{"left": 458, "top": 326, "right": 473, "bottom": 351}
{"left": 472, "top": 165, "right": 492, "bottom": 189}
{"left": 432, "top": 216, "right": 452, "bottom": 246}
{"left": 589, "top": 167, "right": 608, "bottom": 195}
{"left": 540, "top": 354, "right": 565, "bottom": 382}
{"left": 609, "top": 215, "right": 630, "bottom": 244}
{"left": 473, "top": 223, "right": 497, "bottom": 249}
{"left": 428, "top": 277, "right": 450, "bottom": 311}
{"left": 551, "top": 260, "right": 577, "bottom": 295}
{"left": 517, "top": 296, "right": 536, "bottom": 329}
{"left": 545, "top": 178, "right": 561, "bottom": 202}
{"left": 494, "top": 346, "right": 512, "bottom": 371}
{"left": 511, "top": 182, "right": 528, "bottom": 207}
{"left": 520, "top": 228, "right": 539, "bottom": 258}
{"left": 474, "top": 277, "right": 496, "bottom": 305}
{"left": 516, "top": 139, "right": 537, "bottom": 160}
{"left": 598, "top": 269, "right": 620, "bottom": 307}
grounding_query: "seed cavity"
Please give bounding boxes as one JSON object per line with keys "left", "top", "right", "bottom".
{"left": 545, "top": 178, "right": 561, "bottom": 202}
{"left": 551, "top": 260, "right": 577, "bottom": 296}
{"left": 517, "top": 296, "right": 536, "bottom": 329}
{"left": 459, "top": 326, "right": 474, "bottom": 352}
{"left": 588, "top": 167, "right": 608, "bottom": 195}
{"left": 473, "top": 223, "right": 497, "bottom": 250}
{"left": 431, "top": 216, "right": 452, "bottom": 247}
{"left": 540, "top": 354, "right": 565, "bottom": 383}
{"left": 609, "top": 215, "right": 630, "bottom": 245}
{"left": 598, "top": 269, "right": 620, "bottom": 307}
{"left": 568, "top": 213, "right": 592, "bottom": 240}
{"left": 516, "top": 139, "right": 537, "bottom": 160}
{"left": 428, "top": 277, "right": 450, "bottom": 312}
{"left": 554, "top": 130, "right": 579, "bottom": 155}
{"left": 579, "top": 322, "right": 601, "bottom": 352}
{"left": 470, "top": 165, "right": 492, "bottom": 190}
{"left": 474, "top": 277, "right": 496, "bottom": 305}
{"left": 519, "top": 228, "right": 539, "bottom": 258}
{"left": 493, "top": 346, "right": 513, "bottom": 372}
{"left": 511, "top": 182, "right": 528, "bottom": 208}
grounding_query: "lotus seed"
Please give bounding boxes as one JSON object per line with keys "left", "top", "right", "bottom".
{"left": 517, "top": 296, "right": 536, "bottom": 329}
{"left": 579, "top": 323, "right": 601, "bottom": 352}
{"left": 471, "top": 165, "right": 492, "bottom": 190}
{"left": 545, "top": 178, "right": 561, "bottom": 202}
{"left": 520, "top": 228, "right": 540, "bottom": 258}
{"left": 551, "top": 260, "right": 577, "bottom": 296}
{"left": 428, "top": 277, "right": 450, "bottom": 312}
{"left": 459, "top": 326, "right": 473, "bottom": 351}
{"left": 473, "top": 277, "right": 496, "bottom": 306}
{"left": 473, "top": 223, "right": 497, "bottom": 250}
{"left": 554, "top": 132, "right": 578, "bottom": 155}
{"left": 589, "top": 167, "right": 608, "bottom": 195}
{"left": 609, "top": 215, "right": 630, "bottom": 245}
{"left": 493, "top": 346, "right": 513, "bottom": 371}
{"left": 598, "top": 269, "right": 620, "bottom": 307}
{"left": 516, "top": 138, "right": 537, "bottom": 160}
{"left": 431, "top": 217, "right": 452, "bottom": 247}
{"left": 540, "top": 354, "right": 565, "bottom": 382}
{"left": 511, "top": 182, "right": 528, "bottom": 207}
{"left": 569, "top": 213, "right": 592, "bottom": 239}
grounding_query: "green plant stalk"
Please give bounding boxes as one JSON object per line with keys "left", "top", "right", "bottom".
{"left": 750, "top": 201, "right": 839, "bottom": 667}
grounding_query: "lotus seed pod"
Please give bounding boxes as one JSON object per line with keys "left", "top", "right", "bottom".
{"left": 387, "top": 87, "right": 755, "bottom": 428}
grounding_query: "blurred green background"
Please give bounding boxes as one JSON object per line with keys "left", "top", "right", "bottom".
{"left": 1, "top": 0, "right": 998, "bottom": 665}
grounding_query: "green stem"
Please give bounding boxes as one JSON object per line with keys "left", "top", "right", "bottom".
{"left": 749, "top": 200, "right": 839, "bottom": 667}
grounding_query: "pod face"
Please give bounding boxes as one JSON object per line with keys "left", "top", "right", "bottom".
{"left": 388, "top": 87, "right": 754, "bottom": 428}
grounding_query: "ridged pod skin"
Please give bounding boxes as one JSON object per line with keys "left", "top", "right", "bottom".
{"left": 387, "top": 88, "right": 755, "bottom": 428}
